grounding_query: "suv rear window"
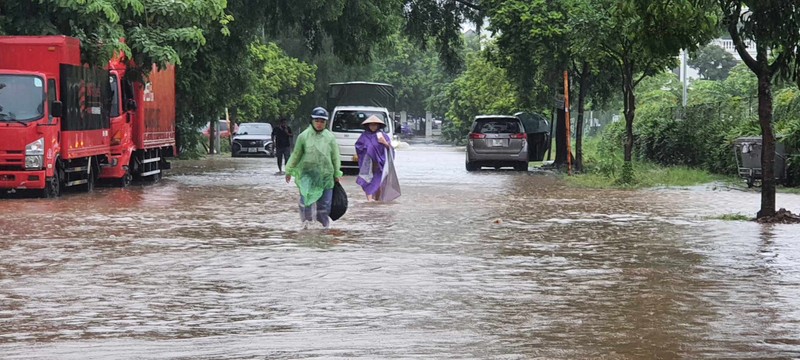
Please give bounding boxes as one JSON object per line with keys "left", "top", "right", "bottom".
{"left": 472, "top": 118, "right": 522, "bottom": 134}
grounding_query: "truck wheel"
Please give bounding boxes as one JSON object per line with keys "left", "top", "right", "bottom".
{"left": 116, "top": 166, "right": 132, "bottom": 187}
{"left": 41, "top": 167, "right": 61, "bottom": 198}
{"left": 84, "top": 157, "right": 95, "bottom": 192}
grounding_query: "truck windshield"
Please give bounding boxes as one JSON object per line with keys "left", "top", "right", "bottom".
{"left": 332, "top": 110, "right": 387, "bottom": 133}
{"left": 0, "top": 75, "right": 45, "bottom": 122}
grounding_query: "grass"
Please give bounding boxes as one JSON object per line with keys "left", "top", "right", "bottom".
{"left": 537, "top": 137, "right": 735, "bottom": 189}
{"left": 708, "top": 213, "right": 753, "bottom": 221}
{"left": 562, "top": 162, "right": 729, "bottom": 189}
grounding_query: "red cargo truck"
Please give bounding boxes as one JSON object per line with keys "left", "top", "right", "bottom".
{"left": 0, "top": 36, "right": 111, "bottom": 197}
{"left": 100, "top": 57, "right": 175, "bottom": 186}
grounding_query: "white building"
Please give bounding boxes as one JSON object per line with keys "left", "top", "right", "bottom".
{"left": 710, "top": 38, "right": 758, "bottom": 61}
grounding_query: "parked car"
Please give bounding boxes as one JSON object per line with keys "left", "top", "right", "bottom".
{"left": 231, "top": 122, "right": 275, "bottom": 157}
{"left": 465, "top": 115, "right": 529, "bottom": 171}
{"left": 201, "top": 119, "right": 237, "bottom": 139}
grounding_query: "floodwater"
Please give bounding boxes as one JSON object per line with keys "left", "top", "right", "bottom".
{"left": 1, "top": 143, "right": 800, "bottom": 359}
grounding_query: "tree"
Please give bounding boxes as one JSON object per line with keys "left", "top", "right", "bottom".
{"left": 442, "top": 51, "right": 518, "bottom": 143}
{"left": 720, "top": 0, "right": 800, "bottom": 219}
{"left": 484, "top": 0, "right": 621, "bottom": 173}
{"left": 689, "top": 43, "right": 738, "bottom": 80}
{"left": 368, "top": 34, "right": 453, "bottom": 116}
{"left": 234, "top": 43, "right": 316, "bottom": 122}
{"left": 0, "top": 0, "right": 228, "bottom": 69}
{"left": 569, "top": 0, "right": 718, "bottom": 183}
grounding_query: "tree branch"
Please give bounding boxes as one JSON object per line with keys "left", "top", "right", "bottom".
{"left": 452, "top": 0, "right": 481, "bottom": 11}
{"left": 724, "top": 2, "right": 758, "bottom": 72}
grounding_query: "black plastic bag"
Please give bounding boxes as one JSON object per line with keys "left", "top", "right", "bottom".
{"left": 330, "top": 182, "right": 348, "bottom": 221}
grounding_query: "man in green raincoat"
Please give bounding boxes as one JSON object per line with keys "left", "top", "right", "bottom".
{"left": 285, "top": 107, "right": 343, "bottom": 228}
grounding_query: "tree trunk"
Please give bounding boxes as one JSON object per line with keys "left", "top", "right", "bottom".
{"left": 575, "top": 62, "right": 590, "bottom": 173}
{"left": 209, "top": 115, "right": 216, "bottom": 155}
{"left": 620, "top": 60, "right": 636, "bottom": 184}
{"left": 622, "top": 62, "right": 635, "bottom": 163}
{"left": 555, "top": 108, "right": 568, "bottom": 166}
{"left": 756, "top": 66, "right": 776, "bottom": 218}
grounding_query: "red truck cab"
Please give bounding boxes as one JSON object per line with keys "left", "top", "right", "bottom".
{"left": 101, "top": 57, "right": 175, "bottom": 186}
{"left": 0, "top": 36, "right": 111, "bottom": 197}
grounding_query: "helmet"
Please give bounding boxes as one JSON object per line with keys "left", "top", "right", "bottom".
{"left": 311, "top": 107, "right": 329, "bottom": 120}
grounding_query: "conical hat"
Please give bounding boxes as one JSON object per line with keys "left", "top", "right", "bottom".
{"left": 361, "top": 115, "right": 385, "bottom": 126}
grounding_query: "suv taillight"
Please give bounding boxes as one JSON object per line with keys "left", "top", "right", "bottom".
{"left": 510, "top": 133, "right": 527, "bottom": 139}
{"left": 469, "top": 133, "right": 486, "bottom": 139}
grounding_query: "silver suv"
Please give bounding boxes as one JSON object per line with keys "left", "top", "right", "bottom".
{"left": 465, "top": 115, "right": 528, "bottom": 171}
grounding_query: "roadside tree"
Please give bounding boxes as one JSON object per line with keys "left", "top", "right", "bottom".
{"left": 689, "top": 43, "right": 738, "bottom": 81}
{"left": 720, "top": 0, "right": 800, "bottom": 218}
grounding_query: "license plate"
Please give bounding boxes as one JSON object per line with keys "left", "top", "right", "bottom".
{"left": 491, "top": 139, "right": 506, "bottom": 147}
{"left": 248, "top": 148, "right": 257, "bottom": 153}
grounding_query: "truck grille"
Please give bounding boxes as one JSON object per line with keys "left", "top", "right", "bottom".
{"left": 0, "top": 150, "right": 24, "bottom": 170}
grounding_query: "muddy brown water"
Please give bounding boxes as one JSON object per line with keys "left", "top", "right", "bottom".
{"left": 1, "top": 144, "right": 800, "bottom": 359}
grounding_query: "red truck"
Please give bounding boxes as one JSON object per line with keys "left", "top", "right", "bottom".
{"left": 100, "top": 56, "right": 175, "bottom": 186}
{"left": 0, "top": 36, "right": 111, "bottom": 197}
{"left": 0, "top": 35, "right": 176, "bottom": 197}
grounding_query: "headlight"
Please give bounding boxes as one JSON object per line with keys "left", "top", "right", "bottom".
{"left": 25, "top": 138, "right": 45, "bottom": 170}
{"left": 25, "top": 138, "right": 45, "bottom": 156}
{"left": 26, "top": 155, "right": 43, "bottom": 169}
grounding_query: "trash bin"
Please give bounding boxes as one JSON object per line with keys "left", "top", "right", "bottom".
{"left": 515, "top": 112, "right": 550, "bottom": 162}
{"left": 733, "top": 136, "right": 786, "bottom": 187}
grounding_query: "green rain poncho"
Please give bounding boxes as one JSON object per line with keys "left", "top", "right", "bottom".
{"left": 285, "top": 126, "right": 344, "bottom": 206}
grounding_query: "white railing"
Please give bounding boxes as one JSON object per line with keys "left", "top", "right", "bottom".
{"left": 711, "top": 38, "right": 757, "bottom": 61}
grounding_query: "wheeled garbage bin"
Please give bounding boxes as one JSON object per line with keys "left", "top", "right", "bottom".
{"left": 733, "top": 136, "right": 786, "bottom": 187}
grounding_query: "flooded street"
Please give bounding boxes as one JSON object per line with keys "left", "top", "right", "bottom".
{"left": 2, "top": 143, "right": 800, "bottom": 359}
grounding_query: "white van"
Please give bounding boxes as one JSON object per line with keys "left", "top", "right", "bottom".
{"left": 326, "top": 82, "right": 397, "bottom": 170}
{"left": 329, "top": 106, "right": 395, "bottom": 170}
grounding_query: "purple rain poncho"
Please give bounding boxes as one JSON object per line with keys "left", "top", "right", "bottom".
{"left": 355, "top": 130, "right": 392, "bottom": 197}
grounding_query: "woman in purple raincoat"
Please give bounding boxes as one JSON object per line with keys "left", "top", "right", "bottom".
{"left": 355, "top": 115, "right": 393, "bottom": 202}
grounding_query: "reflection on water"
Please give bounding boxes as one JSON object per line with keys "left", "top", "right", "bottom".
{"left": 1, "top": 145, "right": 800, "bottom": 359}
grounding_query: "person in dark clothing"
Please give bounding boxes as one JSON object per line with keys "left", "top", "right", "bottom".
{"left": 273, "top": 118, "right": 293, "bottom": 174}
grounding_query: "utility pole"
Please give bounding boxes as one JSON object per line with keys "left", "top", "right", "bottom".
{"left": 681, "top": 49, "right": 688, "bottom": 109}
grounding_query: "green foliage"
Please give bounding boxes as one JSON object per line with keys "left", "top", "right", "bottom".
{"left": 368, "top": 34, "right": 453, "bottom": 115}
{"left": 441, "top": 52, "right": 519, "bottom": 143}
{"left": 688, "top": 43, "right": 737, "bottom": 80}
{"left": 483, "top": 0, "right": 571, "bottom": 109}
{"left": 235, "top": 42, "right": 316, "bottom": 122}
{"left": 403, "top": 0, "right": 482, "bottom": 73}
{"left": 582, "top": 129, "right": 625, "bottom": 178}
{"left": 723, "top": 63, "right": 758, "bottom": 99}
{"left": 0, "top": 0, "right": 227, "bottom": 69}
{"left": 574, "top": 135, "right": 725, "bottom": 188}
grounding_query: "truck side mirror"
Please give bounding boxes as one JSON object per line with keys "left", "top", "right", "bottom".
{"left": 51, "top": 101, "right": 63, "bottom": 118}
{"left": 125, "top": 99, "right": 137, "bottom": 112}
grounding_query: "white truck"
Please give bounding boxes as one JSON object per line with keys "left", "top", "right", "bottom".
{"left": 327, "top": 82, "right": 397, "bottom": 170}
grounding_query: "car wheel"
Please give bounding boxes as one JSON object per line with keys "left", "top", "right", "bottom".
{"left": 515, "top": 162, "right": 528, "bottom": 171}
{"left": 466, "top": 161, "right": 478, "bottom": 172}
{"left": 231, "top": 142, "right": 241, "bottom": 157}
